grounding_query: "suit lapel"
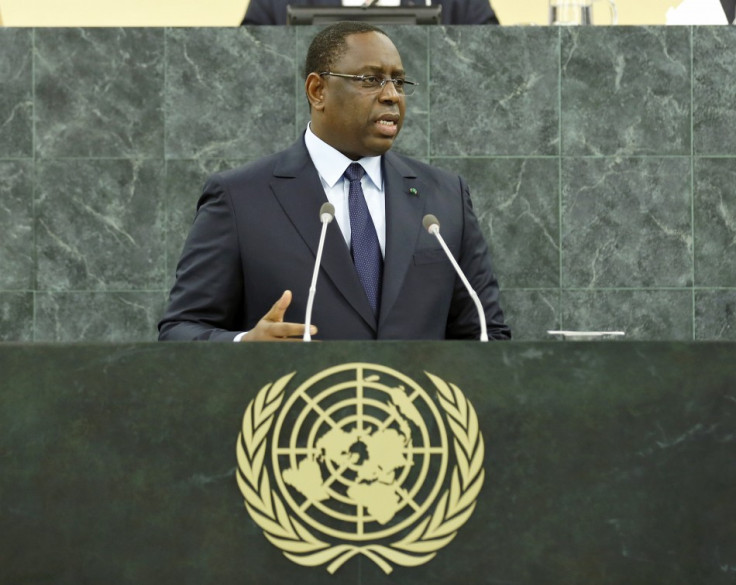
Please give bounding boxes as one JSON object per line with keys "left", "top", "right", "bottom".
{"left": 379, "top": 152, "right": 426, "bottom": 328}
{"left": 270, "top": 138, "right": 377, "bottom": 330}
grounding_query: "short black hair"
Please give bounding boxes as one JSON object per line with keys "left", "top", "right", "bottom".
{"left": 304, "top": 21, "right": 389, "bottom": 79}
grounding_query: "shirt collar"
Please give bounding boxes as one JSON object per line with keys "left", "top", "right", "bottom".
{"left": 304, "top": 124, "right": 383, "bottom": 190}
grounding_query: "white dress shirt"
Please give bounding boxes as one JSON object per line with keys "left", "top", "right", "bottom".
{"left": 304, "top": 124, "right": 386, "bottom": 257}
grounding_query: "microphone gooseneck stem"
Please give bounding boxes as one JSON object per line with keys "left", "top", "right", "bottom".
{"left": 303, "top": 221, "right": 329, "bottom": 342}
{"left": 304, "top": 203, "right": 335, "bottom": 342}
{"left": 427, "top": 221, "right": 489, "bottom": 342}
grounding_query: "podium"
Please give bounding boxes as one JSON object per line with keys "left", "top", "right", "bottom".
{"left": 1, "top": 341, "right": 735, "bottom": 584}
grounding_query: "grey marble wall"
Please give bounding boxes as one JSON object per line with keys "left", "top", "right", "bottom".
{"left": 1, "top": 26, "right": 734, "bottom": 342}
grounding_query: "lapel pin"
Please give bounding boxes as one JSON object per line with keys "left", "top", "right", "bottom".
{"left": 409, "top": 187, "right": 418, "bottom": 196}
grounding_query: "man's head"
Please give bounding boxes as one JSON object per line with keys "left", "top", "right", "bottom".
{"left": 304, "top": 21, "right": 408, "bottom": 160}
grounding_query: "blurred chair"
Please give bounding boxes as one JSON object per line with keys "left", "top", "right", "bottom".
{"left": 721, "top": 0, "right": 735, "bottom": 22}
{"left": 666, "top": 0, "right": 729, "bottom": 23}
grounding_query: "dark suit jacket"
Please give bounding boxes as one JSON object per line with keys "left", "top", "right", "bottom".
{"left": 158, "top": 136, "right": 510, "bottom": 341}
{"left": 241, "top": 0, "right": 499, "bottom": 25}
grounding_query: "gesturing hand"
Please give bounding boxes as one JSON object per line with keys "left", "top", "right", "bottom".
{"left": 239, "top": 290, "right": 317, "bottom": 342}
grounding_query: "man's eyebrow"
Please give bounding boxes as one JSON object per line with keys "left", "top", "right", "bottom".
{"left": 361, "top": 65, "right": 407, "bottom": 76}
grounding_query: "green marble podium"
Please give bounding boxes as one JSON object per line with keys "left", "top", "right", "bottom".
{"left": 1, "top": 341, "right": 735, "bottom": 584}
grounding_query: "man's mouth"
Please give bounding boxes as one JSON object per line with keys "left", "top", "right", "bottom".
{"left": 375, "top": 116, "right": 399, "bottom": 136}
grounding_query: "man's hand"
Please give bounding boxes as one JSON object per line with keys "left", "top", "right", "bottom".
{"left": 239, "top": 290, "right": 316, "bottom": 341}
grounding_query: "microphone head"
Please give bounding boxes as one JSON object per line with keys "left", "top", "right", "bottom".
{"left": 320, "top": 202, "right": 335, "bottom": 223}
{"left": 422, "top": 214, "right": 440, "bottom": 233}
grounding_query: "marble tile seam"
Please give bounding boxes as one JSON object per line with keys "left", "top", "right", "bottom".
{"left": 162, "top": 29, "right": 171, "bottom": 290}
{"left": 10, "top": 285, "right": 736, "bottom": 294}
{"left": 426, "top": 156, "right": 709, "bottom": 162}
{"left": 689, "top": 25, "right": 696, "bottom": 338}
{"left": 430, "top": 155, "right": 560, "bottom": 160}
{"left": 9, "top": 287, "right": 736, "bottom": 292}
{"left": 27, "top": 156, "right": 167, "bottom": 161}
{"left": 31, "top": 27, "right": 38, "bottom": 330}
{"left": 20, "top": 289, "right": 171, "bottom": 293}
{"left": 429, "top": 155, "right": 736, "bottom": 159}
{"left": 557, "top": 24, "right": 564, "bottom": 310}
{"left": 503, "top": 286, "right": 736, "bottom": 291}
{"left": 17, "top": 155, "right": 736, "bottom": 160}
{"left": 8, "top": 287, "right": 735, "bottom": 295}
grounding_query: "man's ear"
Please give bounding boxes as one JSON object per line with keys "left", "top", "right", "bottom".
{"left": 305, "top": 72, "right": 326, "bottom": 111}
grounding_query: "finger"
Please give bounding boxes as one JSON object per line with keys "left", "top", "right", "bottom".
{"left": 269, "top": 322, "right": 317, "bottom": 339}
{"left": 240, "top": 322, "right": 316, "bottom": 342}
{"left": 262, "top": 290, "right": 292, "bottom": 323}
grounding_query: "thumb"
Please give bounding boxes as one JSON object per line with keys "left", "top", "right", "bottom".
{"left": 263, "top": 290, "right": 292, "bottom": 323}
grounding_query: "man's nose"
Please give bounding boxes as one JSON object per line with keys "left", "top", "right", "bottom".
{"left": 378, "top": 79, "right": 401, "bottom": 101}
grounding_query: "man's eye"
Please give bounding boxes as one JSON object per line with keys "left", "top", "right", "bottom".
{"left": 362, "top": 76, "right": 380, "bottom": 85}
{"left": 393, "top": 79, "right": 405, "bottom": 88}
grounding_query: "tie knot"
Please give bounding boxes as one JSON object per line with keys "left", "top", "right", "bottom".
{"left": 344, "top": 163, "right": 365, "bottom": 183}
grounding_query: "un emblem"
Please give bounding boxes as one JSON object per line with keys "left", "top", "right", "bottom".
{"left": 236, "top": 363, "right": 484, "bottom": 574}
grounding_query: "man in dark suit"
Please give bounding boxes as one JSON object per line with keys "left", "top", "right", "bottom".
{"left": 159, "top": 21, "right": 510, "bottom": 342}
{"left": 241, "top": 0, "right": 499, "bottom": 25}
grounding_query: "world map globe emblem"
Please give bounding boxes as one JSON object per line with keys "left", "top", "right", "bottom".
{"left": 271, "top": 363, "right": 449, "bottom": 541}
{"left": 236, "top": 362, "right": 485, "bottom": 574}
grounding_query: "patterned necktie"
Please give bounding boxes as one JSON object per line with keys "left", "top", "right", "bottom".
{"left": 344, "top": 163, "right": 383, "bottom": 316}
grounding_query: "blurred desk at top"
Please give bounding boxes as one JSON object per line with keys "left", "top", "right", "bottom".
{"left": 0, "top": 0, "right": 697, "bottom": 26}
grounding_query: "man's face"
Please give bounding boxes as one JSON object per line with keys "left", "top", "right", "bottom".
{"left": 311, "top": 32, "right": 406, "bottom": 160}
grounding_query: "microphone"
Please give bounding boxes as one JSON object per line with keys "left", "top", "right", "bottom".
{"left": 303, "top": 202, "right": 335, "bottom": 342}
{"left": 422, "top": 214, "right": 489, "bottom": 342}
